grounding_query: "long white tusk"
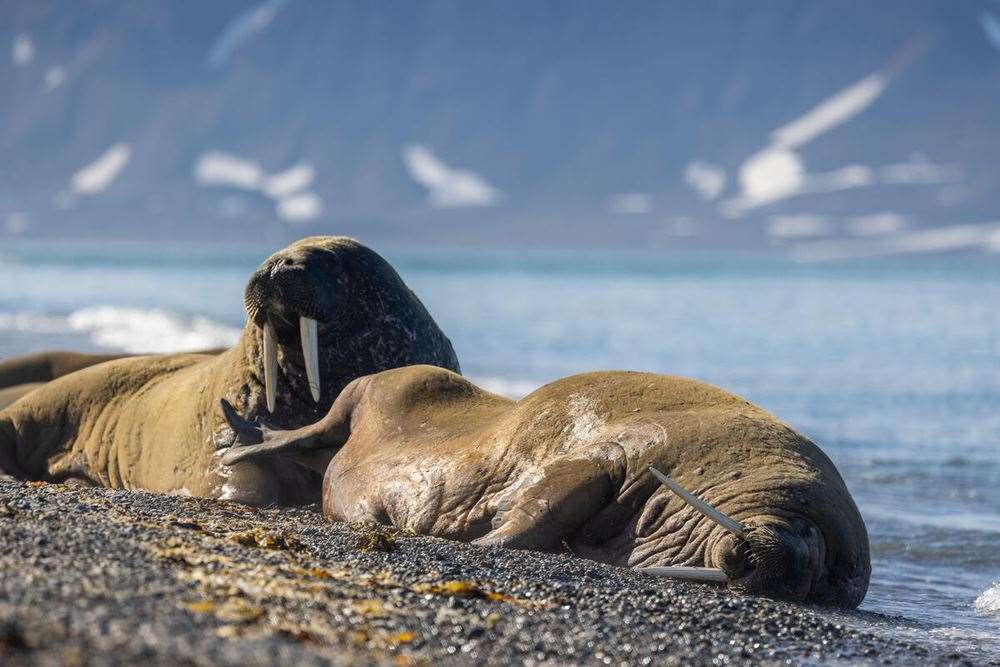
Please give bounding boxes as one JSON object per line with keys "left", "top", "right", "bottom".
{"left": 640, "top": 566, "right": 729, "bottom": 584}
{"left": 300, "top": 316, "right": 321, "bottom": 403}
{"left": 649, "top": 466, "right": 747, "bottom": 538}
{"left": 263, "top": 321, "right": 278, "bottom": 413}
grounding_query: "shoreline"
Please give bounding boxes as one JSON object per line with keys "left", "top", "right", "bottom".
{"left": 0, "top": 478, "right": 981, "bottom": 665}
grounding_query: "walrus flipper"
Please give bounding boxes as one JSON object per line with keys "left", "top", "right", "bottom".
{"left": 474, "top": 443, "right": 628, "bottom": 553}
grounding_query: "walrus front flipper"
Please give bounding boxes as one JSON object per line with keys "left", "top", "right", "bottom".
{"left": 474, "top": 443, "right": 627, "bottom": 553}
{"left": 218, "top": 394, "right": 355, "bottom": 474}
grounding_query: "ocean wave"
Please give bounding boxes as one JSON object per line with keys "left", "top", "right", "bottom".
{"left": 65, "top": 306, "right": 241, "bottom": 353}
{"left": 975, "top": 582, "right": 1000, "bottom": 616}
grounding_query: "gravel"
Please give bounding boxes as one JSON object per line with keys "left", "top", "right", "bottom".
{"left": 0, "top": 478, "right": 984, "bottom": 666}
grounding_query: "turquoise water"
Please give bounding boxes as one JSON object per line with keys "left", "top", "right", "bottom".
{"left": 1, "top": 239, "right": 998, "bottom": 657}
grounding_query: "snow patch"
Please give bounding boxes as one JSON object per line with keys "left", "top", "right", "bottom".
{"left": 208, "top": 0, "right": 290, "bottom": 68}
{"left": 12, "top": 34, "right": 33, "bottom": 66}
{"left": 722, "top": 69, "right": 894, "bottom": 216}
{"left": 71, "top": 144, "right": 131, "bottom": 195}
{"left": 684, "top": 161, "right": 727, "bottom": 201}
{"left": 772, "top": 73, "right": 889, "bottom": 150}
{"left": 276, "top": 192, "right": 323, "bottom": 223}
{"left": 402, "top": 144, "right": 500, "bottom": 208}
{"left": 791, "top": 222, "right": 1000, "bottom": 262}
{"left": 263, "top": 163, "right": 314, "bottom": 198}
{"left": 195, "top": 152, "right": 324, "bottom": 223}
{"left": 982, "top": 12, "right": 1000, "bottom": 51}
{"left": 879, "top": 154, "right": 964, "bottom": 185}
{"left": 194, "top": 151, "right": 264, "bottom": 191}
{"left": 43, "top": 66, "right": 66, "bottom": 92}
{"left": 607, "top": 193, "right": 653, "bottom": 215}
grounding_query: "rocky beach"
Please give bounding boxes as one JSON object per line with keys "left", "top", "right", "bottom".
{"left": 0, "top": 478, "right": 982, "bottom": 666}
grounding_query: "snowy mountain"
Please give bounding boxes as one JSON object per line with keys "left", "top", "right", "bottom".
{"left": 3, "top": 1, "right": 1000, "bottom": 255}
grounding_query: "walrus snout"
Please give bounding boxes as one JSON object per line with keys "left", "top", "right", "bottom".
{"left": 244, "top": 251, "right": 338, "bottom": 411}
{"left": 720, "top": 517, "right": 827, "bottom": 603}
{"left": 244, "top": 259, "right": 329, "bottom": 329}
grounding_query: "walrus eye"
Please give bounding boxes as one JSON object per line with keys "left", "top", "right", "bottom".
{"left": 648, "top": 466, "right": 747, "bottom": 538}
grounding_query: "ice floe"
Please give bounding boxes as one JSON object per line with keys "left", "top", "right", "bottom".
{"left": 402, "top": 144, "right": 500, "bottom": 208}
{"left": 71, "top": 144, "right": 131, "bottom": 195}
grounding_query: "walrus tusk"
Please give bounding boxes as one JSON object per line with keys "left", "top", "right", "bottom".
{"left": 300, "top": 316, "right": 321, "bottom": 403}
{"left": 649, "top": 466, "right": 747, "bottom": 539}
{"left": 640, "top": 566, "right": 729, "bottom": 584}
{"left": 263, "top": 321, "right": 278, "bottom": 413}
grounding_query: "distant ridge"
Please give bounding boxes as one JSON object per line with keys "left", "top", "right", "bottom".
{"left": 2, "top": 1, "right": 999, "bottom": 254}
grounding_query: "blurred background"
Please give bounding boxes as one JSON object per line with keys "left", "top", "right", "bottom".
{"left": 2, "top": 1, "right": 999, "bottom": 659}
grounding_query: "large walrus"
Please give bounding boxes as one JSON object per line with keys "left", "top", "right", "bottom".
{"left": 0, "top": 237, "right": 460, "bottom": 504}
{"left": 219, "top": 365, "right": 871, "bottom": 607}
{"left": 0, "top": 351, "right": 226, "bottom": 410}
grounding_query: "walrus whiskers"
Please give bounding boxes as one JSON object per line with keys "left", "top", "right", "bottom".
{"left": 649, "top": 466, "right": 747, "bottom": 538}
{"left": 263, "top": 321, "right": 278, "bottom": 413}
{"left": 300, "top": 316, "right": 321, "bottom": 402}
{"left": 640, "top": 566, "right": 729, "bottom": 584}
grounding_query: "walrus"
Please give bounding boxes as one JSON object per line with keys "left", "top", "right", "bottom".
{"left": 0, "top": 350, "right": 227, "bottom": 410}
{"left": 218, "top": 365, "right": 871, "bottom": 607}
{"left": 0, "top": 237, "right": 460, "bottom": 505}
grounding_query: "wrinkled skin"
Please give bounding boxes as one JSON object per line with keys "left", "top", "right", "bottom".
{"left": 221, "top": 365, "right": 871, "bottom": 608}
{"left": 0, "top": 237, "right": 460, "bottom": 505}
{"left": 0, "top": 350, "right": 226, "bottom": 410}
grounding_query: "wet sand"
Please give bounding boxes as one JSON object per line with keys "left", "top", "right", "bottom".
{"left": 0, "top": 478, "right": 976, "bottom": 666}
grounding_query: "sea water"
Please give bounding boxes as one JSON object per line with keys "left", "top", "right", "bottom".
{"left": 0, "top": 239, "right": 997, "bottom": 657}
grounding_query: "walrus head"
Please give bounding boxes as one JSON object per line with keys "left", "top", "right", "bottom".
{"left": 237, "top": 236, "right": 460, "bottom": 429}
{"left": 645, "top": 467, "right": 870, "bottom": 607}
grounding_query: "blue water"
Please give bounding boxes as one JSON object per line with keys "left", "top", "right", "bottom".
{"left": 1, "top": 239, "right": 998, "bottom": 657}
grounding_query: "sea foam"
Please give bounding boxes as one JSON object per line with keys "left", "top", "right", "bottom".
{"left": 65, "top": 306, "right": 241, "bottom": 353}
{"left": 975, "top": 583, "right": 1000, "bottom": 616}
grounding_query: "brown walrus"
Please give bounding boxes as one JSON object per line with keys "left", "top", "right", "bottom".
{"left": 0, "top": 237, "right": 460, "bottom": 504}
{"left": 0, "top": 350, "right": 226, "bottom": 410}
{"left": 219, "top": 365, "right": 871, "bottom": 607}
